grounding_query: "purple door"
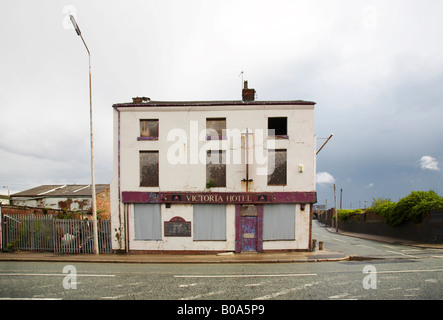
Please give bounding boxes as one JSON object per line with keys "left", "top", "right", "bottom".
{"left": 241, "top": 216, "right": 257, "bottom": 252}
{"left": 236, "top": 205, "right": 263, "bottom": 253}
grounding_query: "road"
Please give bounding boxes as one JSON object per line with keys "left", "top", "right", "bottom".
{"left": 0, "top": 221, "right": 442, "bottom": 301}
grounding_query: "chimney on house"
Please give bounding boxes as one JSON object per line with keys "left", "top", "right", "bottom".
{"left": 242, "top": 81, "right": 256, "bottom": 102}
{"left": 132, "top": 97, "right": 150, "bottom": 103}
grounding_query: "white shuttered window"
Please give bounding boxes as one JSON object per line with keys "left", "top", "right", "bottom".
{"left": 134, "top": 204, "right": 162, "bottom": 240}
{"left": 263, "top": 204, "right": 296, "bottom": 240}
{"left": 193, "top": 204, "right": 226, "bottom": 240}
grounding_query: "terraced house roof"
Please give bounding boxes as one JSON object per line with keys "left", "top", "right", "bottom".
{"left": 11, "top": 184, "right": 109, "bottom": 198}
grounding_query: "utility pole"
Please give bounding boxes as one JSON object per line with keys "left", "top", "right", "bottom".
{"left": 340, "top": 188, "right": 343, "bottom": 210}
{"left": 316, "top": 133, "right": 333, "bottom": 155}
{"left": 334, "top": 184, "right": 338, "bottom": 232}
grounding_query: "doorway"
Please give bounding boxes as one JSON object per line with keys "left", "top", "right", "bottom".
{"left": 236, "top": 204, "right": 263, "bottom": 252}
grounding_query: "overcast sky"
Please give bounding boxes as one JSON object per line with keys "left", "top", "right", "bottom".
{"left": 1, "top": 0, "right": 442, "bottom": 208}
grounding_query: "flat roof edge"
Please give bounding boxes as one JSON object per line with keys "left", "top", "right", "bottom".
{"left": 112, "top": 100, "right": 316, "bottom": 108}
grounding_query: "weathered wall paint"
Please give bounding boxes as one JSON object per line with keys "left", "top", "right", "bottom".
{"left": 111, "top": 102, "right": 316, "bottom": 252}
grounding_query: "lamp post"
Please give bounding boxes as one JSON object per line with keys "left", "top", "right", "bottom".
{"left": 69, "top": 15, "right": 99, "bottom": 255}
{"left": 334, "top": 184, "right": 338, "bottom": 233}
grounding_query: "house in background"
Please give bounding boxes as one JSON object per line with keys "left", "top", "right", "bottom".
{"left": 111, "top": 82, "right": 317, "bottom": 253}
{"left": 10, "top": 184, "right": 110, "bottom": 218}
{"left": 0, "top": 195, "right": 9, "bottom": 206}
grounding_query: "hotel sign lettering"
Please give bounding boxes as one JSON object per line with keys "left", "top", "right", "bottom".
{"left": 168, "top": 193, "right": 270, "bottom": 204}
{"left": 121, "top": 191, "right": 316, "bottom": 204}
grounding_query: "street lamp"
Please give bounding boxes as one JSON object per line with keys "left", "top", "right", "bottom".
{"left": 69, "top": 15, "right": 99, "bottom": 255}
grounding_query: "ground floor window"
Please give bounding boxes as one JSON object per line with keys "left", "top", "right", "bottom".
{"left": 134, "top": 204, "right": 161, "bottom": 240}
{"left": 263, "top": 204, "right": 295, "bottom": 240}
{"left": 193, "top": 204, "right": 226, "bottom": 240}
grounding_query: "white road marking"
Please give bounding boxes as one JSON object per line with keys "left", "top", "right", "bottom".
{"left": 425, "top": 279, "right": 438, "bottom": 283}
{"left": 385, "top": 250, "right": 418, "bottom": 259}
{"left": 0, "top": 273, "right": 115, "bottom": 277}
{"left": 101, "top": 295, "right": 126, "bottom": 300}
{"left": 179, "top": 290, "right": 225, "bottom": 300}
{"left": 331, "top": 238, "right": 347, "bottom": 243}
{"left": 376, "top": 269, "right": 443, "bottom": 274}
{"left": 245, "top": 283, "right": 262, "bottom": 287}
{"left": 329, "top": 293, "right": 351, "bottom": 299}
{"left": 0, "top": 298, "right": 62, "bottom": 300}
{"left": 175, "top": 273, "right": 317, "bottom": 279}
{"left": 405, "top": 288, "right": 421, "bottom": 291}
{"left": 356, "top": 244, "right": 376, "bottom": 249}
{"left": 179, "top": 283, "right": 198, "bottom": 288}
{"left": 253, "top": 281, "right": 319, "bottom": 300}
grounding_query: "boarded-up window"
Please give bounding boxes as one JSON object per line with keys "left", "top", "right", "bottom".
{"left": 134, "top": 204, "right": 161, "bottom": 240}
{"left": 193, "top": 204, "right": 226, "bottom": 240}
{"left": 206, "top": 150, "right": 226, "bottom": 187}
{"left": 263, "top": 204, "right": 295, "bottom": 240}
{"left": 140, "top": 119, "right": 159, "bottom": 139}
{"left": 267, "top": 149, "right": 287, "bottom": 185}
{"left": 140, "top": 151, "right": 159, "bottom": 187}
{"left": 206, "top": 118, "right": 226, "bottom": 140}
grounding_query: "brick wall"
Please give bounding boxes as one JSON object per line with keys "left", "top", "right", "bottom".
{"left": 96, "top": 187, "right": 110, "bottom": 219}
{"left": 0, "top": 205, "right": 60, "bottom": 216}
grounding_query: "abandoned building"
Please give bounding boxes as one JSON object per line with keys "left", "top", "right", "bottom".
{"left": 111, "top": 82, "right": 317, "bottom": 253}
{"left": 10, "top": 184, "right": 110, "bottom": 218}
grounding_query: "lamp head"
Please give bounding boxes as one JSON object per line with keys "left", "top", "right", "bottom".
{"left": 69, "top": 15, "right": 81, "bottom": 36}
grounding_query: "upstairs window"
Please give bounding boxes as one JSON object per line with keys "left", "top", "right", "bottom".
{"left": 206, "top": 118, "right": 226, "bottom": 140}
{"left": 267, "top": 149, "right": 287, "bottom": 186}
{"left": 139, "top": 119, "right": 159, "bottom": 140}
{"left": 268, "top": 117, "right": 288, "bottom": 138}
{"left": 140, "top": 151, "right": 159, "bottom": 187}
{"left": 206, "top": 150, "right": 226, "bottom": 188}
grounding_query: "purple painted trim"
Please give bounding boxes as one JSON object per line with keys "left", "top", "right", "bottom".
{"left": 235, "top": 206, "right": 241, "bottom": 253}
{"left": 121, "top": 191, "right": 316, "bottom": 204}
{"left": 206, "top": 136, "right": 228, "bottom": 140}
{"left": 118, "top": 111, "right": 121, "bottom": 199}
{"left": 137, "top": 136, "right": 158, "bottom": 141}
{"left": 257, "top": 205, "right": 263, "bottom": 252}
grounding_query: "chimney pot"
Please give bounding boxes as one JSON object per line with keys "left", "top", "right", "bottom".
{"left": 132, "top": 97, "right": 150, "bottom": 103}
{"left": 242, "top": 81, "right": 255, "bottom": 102}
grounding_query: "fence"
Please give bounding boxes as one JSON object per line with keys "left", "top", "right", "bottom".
{"left": 1, "top": 213, "right": 112, "bottom": 254}
{"left": 317, "top": 209, "right": 443, "bottom": 244}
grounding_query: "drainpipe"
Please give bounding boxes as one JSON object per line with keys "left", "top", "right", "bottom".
{"left": 245, "top": 128, "right": 249, "bottom": 192}
{"left": 242, "top": 128, "right": 253, "bottom": 192}
{"left": 112, "top": 105, "right": 125, "bottom": 251}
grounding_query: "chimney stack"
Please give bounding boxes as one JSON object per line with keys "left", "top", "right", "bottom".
{"left": 242, "top": 81, "right": 256, "bottom": 102}
{"left": 132, "top": 97, "right": 150, "bottom": 104}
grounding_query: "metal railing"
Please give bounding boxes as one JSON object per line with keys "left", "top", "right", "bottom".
{"left": 1, "top": 214, "right": 111, "bottom": 254}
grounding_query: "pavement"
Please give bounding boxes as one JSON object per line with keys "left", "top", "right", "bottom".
{"left": 324, "top": 227, "right": 443, "bottom": 249}
{"left": 0, "top": 249, "right": 349, "bottom": 264}
{"left": 0, "top": 228, "right": 441, "bottom": 264}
